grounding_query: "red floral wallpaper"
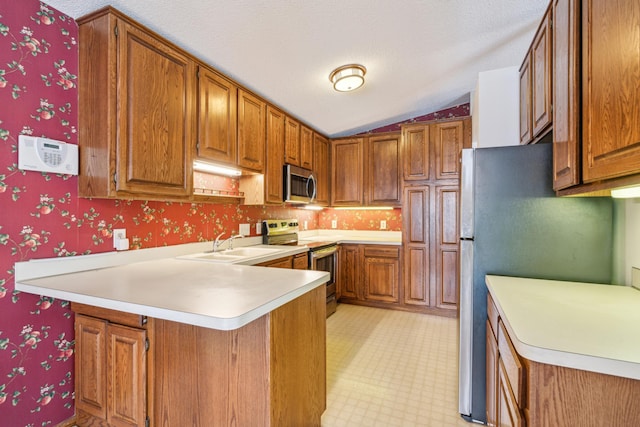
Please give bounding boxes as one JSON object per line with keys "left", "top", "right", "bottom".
{"left": 0, "top": 2, "right": 318, "bottom": 424}
{"left": 359, "top": 103, "right": 470, "bottom": 134}
{"left": 318, "top": 209, "right": 402, "bottom": 231}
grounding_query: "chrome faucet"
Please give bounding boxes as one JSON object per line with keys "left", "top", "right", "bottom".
{"left": 213, "top": 232, "right": 245, "bottom": 252}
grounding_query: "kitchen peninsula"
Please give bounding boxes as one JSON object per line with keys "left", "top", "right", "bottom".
{"left": 15, "top": 245, "right": 328, "bottom": 426}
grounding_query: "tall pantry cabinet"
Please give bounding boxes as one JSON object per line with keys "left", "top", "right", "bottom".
{"left": 401, "top": 118, "right": 471, "bottom": 316}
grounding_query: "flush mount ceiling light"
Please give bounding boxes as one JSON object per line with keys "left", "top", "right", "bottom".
{"left": 329, "top": 64, "right": 366, "bottom": 92}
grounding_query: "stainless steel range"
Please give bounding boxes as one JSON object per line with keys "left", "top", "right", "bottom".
{"left": 262, "top": 219, "right": 337, "bottom": 317}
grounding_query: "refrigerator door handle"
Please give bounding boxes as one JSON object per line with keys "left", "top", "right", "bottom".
{"left": 458, "top": 239, "right": 474, "bottom": 417}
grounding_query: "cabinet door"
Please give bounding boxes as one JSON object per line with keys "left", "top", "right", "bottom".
{"left": 402, "top": 125, "right": 431, "bottom": 181}
{"left": 497, "top": 360, "right": 524, "bottom": 427}
{"left": 76, "top": 314, "right": 108, "bottom": 420}
{"left": 403, "top": 186, "right": 431, "bottom": 306}
{"left": 116, "top": 20, "right": 194, "bottom": 197}
{"left": 532, "top": 8, "right": 553, "bottom": 138}
{"left": 582, "top": 0, "right": 640, "bottom": 182}
{"left": 237, "top": 90, "right": 266, "bottom": 173}
{"left": 107, "top": 323, "right": 147, "bottom": 427}
{"left": 433, "top": 122, "right": 464, "bottom": 180}
{"left": 285, "top": 116, "right": 301, "bottom": 166}
{"left": 197, "top": 66, "right": 237, "bottom": 165}
{"left": 300, "top": 125, "right": 314, "bottom": 170}
{"left": 486, "top": 320, "right": 498, "bottom": 427}
{"left": 331, "top": 138, "right": 364, "bottom": 206}
{"left": 366, "top": 133, "right": 401, "bottom": 206}
{"left": 519, "top": 54, "right": 532, "bottom": 145}
{"left": 552, "top": 0, "right": 581, "bottom": 190}
{"left": 337, "top": 245, "right": 360, "bottom": 299}
{"left": 258, "top": 256, "right": 293, "bottom": 269}
{"left": 265, "top": 106, "right": 285, "bottom": 204}
{"left": 435, "top": 185, "right": 459, "bottom": 310}
{"left": 313, "top": 133, "right": 331, "bottom": 205}
{"left": 363, "top": 246, "right": 400, "bottom": 303}
{"left": 293, "top": 253, "right": 308, "bottom": 270}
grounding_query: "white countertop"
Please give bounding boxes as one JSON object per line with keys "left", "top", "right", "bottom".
{"left": 486, "top": 275, "right": 640, "bottom": 380}
{"left": 15, "top": 243, "right": 328, "bottom": 331}
{"left": 298, "top": 230, "right": 401, "bottom": 245}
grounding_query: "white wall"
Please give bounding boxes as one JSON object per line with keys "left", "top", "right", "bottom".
{"left": 622, "top": 199, "right": 640, "bottom": 285}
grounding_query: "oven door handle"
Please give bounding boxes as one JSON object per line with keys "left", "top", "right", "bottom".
{"left": 310, "top": 246, "right": 337, "bottom": 258}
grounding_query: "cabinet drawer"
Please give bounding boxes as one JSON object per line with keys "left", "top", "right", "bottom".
{"left": 498, "top": 357, "right": 524, "bottom": 427}
{"left": 498, "top": 320, "right": 524, "bottom": 405}
{"left": 72, "top": 302, "right": 146, "bottom": 329}
{"left": 487, "top": 293, "right": 499, "bottom": 340}
{"left": 363, "top": 246, "right": 399, "bottom": 258}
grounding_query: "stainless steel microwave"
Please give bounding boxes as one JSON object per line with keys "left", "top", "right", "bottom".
{"left": 283, "top": 164, "right": 316, "bottom": 204}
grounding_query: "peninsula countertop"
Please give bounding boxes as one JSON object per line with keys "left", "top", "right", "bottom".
{"left": 486, "top": 275, "right": 640, "bottom": 380}
{"left": 15, "top": 243, "right": 328, "bottom": 331}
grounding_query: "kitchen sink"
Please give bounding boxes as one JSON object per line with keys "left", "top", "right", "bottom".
{"left": 177, "top": 246, "right": 283, "bottom": 263}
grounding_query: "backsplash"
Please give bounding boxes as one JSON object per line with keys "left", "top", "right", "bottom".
{"left": 319, "top": 208, "right": 402, "bottom": 231}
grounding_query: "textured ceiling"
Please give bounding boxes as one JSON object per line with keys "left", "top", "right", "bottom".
{"left": 43, "top": 0, "right": 548, "bottom": 137}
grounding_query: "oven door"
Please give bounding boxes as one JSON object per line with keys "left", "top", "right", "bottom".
{"left": 310, "top": 245, "right": 337, "bottom": 316}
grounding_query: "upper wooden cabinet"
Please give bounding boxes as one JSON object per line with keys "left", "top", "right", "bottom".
{"left": 365, "top": 133, "right": 402, "bottom": 206}
{"left": 582, "top": 0, "right": 640, "bottom": 183}
{"left": 265, "top": 106, "right": 285, "bottom": 204}
{"left": 402, "top": 125, "right": 431, "bottom": 181}
{"left": 519, "top": 53, "right": 533, "bottom": 145}
{"left": 552, "top": 0, "right": 581, "bottom": 190}
{"left": 300, "top": 125, "right": 314, "bottom": 170}
{"left": 313, "top": 133, "right": 331, "bottom": 206}
{"left": 78, "top": 8, "right": 194, "bottom": 200}
{"left": 284, "top": 116, "right": 301, "bottom": 166}
{"left": 402, "top": 118, "right": 470, "bottom": 182}
{"left": 520, "top": 5, "right": 553, "bottom": 145}
{"left": 531, "top": 7, "right": 553, "bottom": 138}
{"left": 196, "top": 66, "right": 238, "bottom": 166}
{"left": 237, "top": 89, "right": 266, "bottom": 173}
{"left": 433, "top": 121, "right": 465, "bottom": 180}
{"left": 331, "top": 138, "right": 364, "bottom": 206}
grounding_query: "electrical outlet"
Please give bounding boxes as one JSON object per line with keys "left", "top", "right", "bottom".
{"left": 331, "top": 220, "right": 337, "bottom": 229}
{"left": 239, "top": 223, "right": 250, "bottom": 236}
{"left": 303, "top": 220, "right": 308, "bottom": 230}
{"left": 380, "top": 220, "right": 387, "bottom": 230}
{"left": 113, "top": 228, "right": 128, "bottom": 251}
{"left": 256, "top": 222, "right": 262, "bottom": 235}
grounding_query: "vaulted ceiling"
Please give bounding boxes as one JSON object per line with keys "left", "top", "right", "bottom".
{"left": 44, "top": 0, "right": 549, "bottom": 137}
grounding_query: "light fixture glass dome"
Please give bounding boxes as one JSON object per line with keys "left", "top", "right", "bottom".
{"left": 329, "top": 64, "right": 366, "bottom": 92}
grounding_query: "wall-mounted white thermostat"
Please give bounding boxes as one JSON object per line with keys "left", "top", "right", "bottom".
{"left": 18, "top": 135, "right": 78, "bottom": 175}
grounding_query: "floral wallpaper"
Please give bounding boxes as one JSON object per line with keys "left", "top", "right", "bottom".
{"left": 359, "top": 103, "right": 470, "bottom": 134}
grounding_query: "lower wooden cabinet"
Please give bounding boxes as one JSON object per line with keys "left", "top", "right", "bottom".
{"left": 74, "top": 307, "right": 147, "bottom": 427}
{"left": 292, "top": 252, "right": 308, "bottom": 270}
{"left": 72, "top": 284, "right": 326, "bottom": 427}
{"left": 486, "top": 293, "right": 640, "bottom": 427}
{"left": 337, "top": 244, "right": 401, "bottom": 308}
{"left": 256, "top": 253, "right": 309, "bottom": 269}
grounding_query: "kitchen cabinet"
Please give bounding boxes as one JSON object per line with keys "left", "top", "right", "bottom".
{"left": 284, "top": 116, "right": 301, "bottom": 166}
{"left": 331, "top": 137, "right": 364, "bottom": 206}
{"left": 582, "top": 0, "right": 640, "bottom": 183}
{"left": 293, "top": 252, "right": 309, "bottom": 270}
{"left": 237, "top": 89, "right": 266, "bottom": 173}
{"left": 519, "top": 5, "right": 552, "bottom": 145}
{"left": 196, "top": 65, "right": 238, "bottom": 166}
{"left": 402, "top": 125, "right": 431, "bottom": 181}
{"left": 519, "top": 53, "right": 533, "bottom": 145}
{"left": 337, "top": 244, "right": 401, "bottom": 308}
{"left": 74, "top": 305, "right": 147, "bottom": 427}
{"left": 265, "top": 106, "right": 285, "bottom": 204}
{"left": 365, "top": 133, "right": 402, "bottom": 206}
{"left": 256, "top": 252, "right": 309, "bottom": 269}
{"left": 400, "top": 117, "right": 468, "bottom": 316}
{"left": 313, "top": 133, "right": 331, "bottom": 206}
{"left": 531, "top": 7, "right": 552, "bottom": 138}
{"left": 363, "top": 246, "right": 400, "bottom": 303}
{"left": 552, "top": 0, "right": 581, "bottom": 190}
{"left": 486, "top": 288, "right": 640, "bottom": 427}
{"left": 72, "top": 285, "right": 326, "bottom": 426}
{"left": 78, "top": 8, "right": 194, "bottom": 200}
{"left": 300, "top": 125, "right": 314, "bottom": 170}
{"left": 337, "top": 244, "right": 359, "bottom": 300}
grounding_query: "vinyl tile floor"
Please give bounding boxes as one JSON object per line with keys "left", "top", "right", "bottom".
{"left": 321, "top": 304, "right": 471, "bottom": 427}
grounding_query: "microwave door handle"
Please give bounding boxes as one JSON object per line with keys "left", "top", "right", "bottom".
{"left": 308, "top": 173, "right": 317, "bottom": 203}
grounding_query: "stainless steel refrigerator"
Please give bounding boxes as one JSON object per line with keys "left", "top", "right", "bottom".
{"left": 458, "top": 143, "right": 613, "bottom": 423}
